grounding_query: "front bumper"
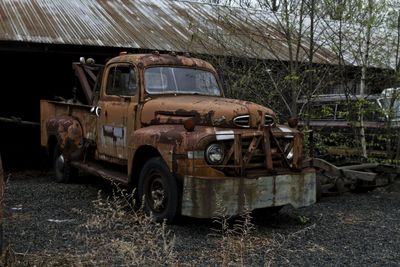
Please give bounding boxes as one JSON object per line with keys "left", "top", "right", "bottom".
{"left": 181, "top": 168, "right": 316, "bottom": 218}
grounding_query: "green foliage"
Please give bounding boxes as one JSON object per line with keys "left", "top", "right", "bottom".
{"left": 284, "top": 73, "right": 301, "bottom": 81}
{"left": 191, "top": 0, "right": 399, "bottom": 161}
{"left": 297, "top": 215, "right": 311, "bottom": 225}
{"left": 321, "top": 105, "right": 334, "bottom": 118}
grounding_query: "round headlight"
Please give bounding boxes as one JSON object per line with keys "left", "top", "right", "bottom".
{"left": 205, "top": 144, "right": 225, "bottom": 165}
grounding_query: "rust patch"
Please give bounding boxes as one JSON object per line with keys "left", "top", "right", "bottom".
{"left": 158, "top": 134, "right": 183, "bottom": 146}
{"left": 47, "top": 116, "right": 82, "bottom": 150}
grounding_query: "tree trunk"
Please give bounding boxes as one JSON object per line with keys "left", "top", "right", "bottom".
{"left": 283, "top": 0, "right": 296, "bottom": 118}
{"left": 396, "top": 10, "right": 400, "bottom": 72}
{"left": 396, "top": 133, "right": 400, "bottom": 160}
{"left": 271, "top": 0, "right": 279, "bottom": 12}
{"left": 359, "top": 65, "right": 368, "bottom": 159}
{"left": 395, "top": 11, "right": 400, "bottom": 160}
{"left": 358, "top": 0, "right": 374, "bottom": 160}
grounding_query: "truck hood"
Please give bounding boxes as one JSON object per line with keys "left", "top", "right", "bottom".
{"left": 141, "top": 95, "right": 276, "bottom": 128}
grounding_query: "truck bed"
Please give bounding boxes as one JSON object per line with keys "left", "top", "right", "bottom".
{"left": 40, "top": 100, "right": 96, "bottom": 148}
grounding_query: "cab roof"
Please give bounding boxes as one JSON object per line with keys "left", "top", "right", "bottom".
{"left": 107, "top": 53, "right": 216, "bottom": 72}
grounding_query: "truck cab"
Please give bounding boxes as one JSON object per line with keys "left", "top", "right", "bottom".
{"left": 41, "top": 53, "right": 316, "bottom": 221}
{"left": 377, "top": 88, "right": 400, "bottom": 126}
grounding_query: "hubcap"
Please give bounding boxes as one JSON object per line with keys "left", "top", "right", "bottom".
{"left": 147, "top": 174, "right": 167, "bottom": 213}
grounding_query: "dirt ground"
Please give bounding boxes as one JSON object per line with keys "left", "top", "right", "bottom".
{"left": 3, "top": 171, "right": 400, "bottom": 266}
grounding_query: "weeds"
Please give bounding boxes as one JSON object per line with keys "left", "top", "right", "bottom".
{"left": 2, "top": 177, "right": 316, "bottom": 266}
{"left": 73, "top": 184, "right": 177, "bottom": 266}
{"left": 211, "top": 197, "right": 258, "bottom": 266}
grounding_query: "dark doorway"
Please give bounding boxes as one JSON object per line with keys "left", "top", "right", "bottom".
{"left": 0, "top": 42, "right": 124, "bottom": 170}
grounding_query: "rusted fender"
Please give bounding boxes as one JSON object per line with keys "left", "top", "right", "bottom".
{"left": 46, "top": 116, "right": 83, "bottom": 160}
{"left": 129, "top": 125, "right": 189, "bottom": 173}
{"left": 128, "top": 125, "right": 227, "bottom": 183}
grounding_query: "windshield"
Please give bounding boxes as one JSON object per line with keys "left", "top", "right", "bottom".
{"left": 378, "top": 98, "right": 400, "bottom": 119}
{"left": 144, "top": 67, "right": 221, "bottom": 96}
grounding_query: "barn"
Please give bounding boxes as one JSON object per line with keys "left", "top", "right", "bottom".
{"left": 0, "top": 0, "right": 390, "bottom": 168}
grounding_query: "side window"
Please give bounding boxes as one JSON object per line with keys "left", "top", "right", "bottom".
{"left": 106, "top": 66, "right": 137, "bottom": 96}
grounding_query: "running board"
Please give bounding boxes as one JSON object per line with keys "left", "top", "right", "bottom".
{"left": 71, "top": 161, "right": 129, "bottom": 185}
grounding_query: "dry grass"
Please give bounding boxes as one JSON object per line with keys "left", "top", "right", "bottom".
{"left": 3, "top": 183, "right": 177, "bottom": 266}
{"left": 2, "top": 182, "right": 316, "bottom": 266}
{"left": 72, "top": 186, "right": 177, "bottom": 266}
{"left": 210, "top": 197, "right": 258, "bottom": 266}
{"left": 2, "top": 248, "right": 84, "bottom": 267}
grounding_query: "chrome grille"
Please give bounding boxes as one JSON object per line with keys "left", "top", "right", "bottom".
{"left": 264, "top": 115, "right": 275, "bottom": 126}
{"left": 233, "top": 115, "right": 250, "bottom": 128}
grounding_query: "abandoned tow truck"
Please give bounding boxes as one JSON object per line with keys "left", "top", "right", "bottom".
{"left": 40, "top": 52, "right": 316, "bottom": 221}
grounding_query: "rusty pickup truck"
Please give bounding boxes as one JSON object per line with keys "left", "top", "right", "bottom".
{"left": 40, "top": 52, "right": 315, "bottom": 221}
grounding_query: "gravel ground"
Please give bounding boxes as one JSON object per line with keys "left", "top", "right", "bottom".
{"left": 3, "top": 171, "right": 400, "bottom": 266}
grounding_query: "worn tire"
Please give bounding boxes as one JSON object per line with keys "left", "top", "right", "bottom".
{"left": 254, "top": 205, "right": 283, "bottom": 214}
{"left": 138, "top": 157, "right": 179, "bottom": 223}
{"left": 268, "top": 206, "right": 283, "bottom": 213}
{"left": 53, "top": 145, "right": 77, "bottom": 183}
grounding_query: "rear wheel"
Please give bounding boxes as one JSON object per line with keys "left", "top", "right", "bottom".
{"left": 138, "top": 157, "right": 179, "bottom": 222}
{"left": 53, "top": 145, "right": 77, "bottom": 183}
{"left": 252, "top": 205, "right": 283, "bottom": 218}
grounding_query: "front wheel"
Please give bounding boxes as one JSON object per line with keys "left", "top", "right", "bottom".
{"left": 253, "top": 205, "right": 283, "bottom": 216}
{"left": 138, "top": 157, "right": 179, "bottom": 223}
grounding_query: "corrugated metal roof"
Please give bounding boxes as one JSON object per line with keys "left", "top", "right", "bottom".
{"left": 0, "top": 0, "right": 338, "bottom": 64}
{"left": 316, "top": 18, "right": 397, "bottom": 70}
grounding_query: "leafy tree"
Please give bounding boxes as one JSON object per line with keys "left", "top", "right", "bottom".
{"left": 182, "top": 0, "right": 399, "bottom": 160}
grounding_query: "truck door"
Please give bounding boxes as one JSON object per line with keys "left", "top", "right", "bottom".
{"left": 96, "top": 63, "right": 138, "bottom": 163}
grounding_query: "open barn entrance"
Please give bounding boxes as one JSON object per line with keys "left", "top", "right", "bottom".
{"left": 0, "top": 42, "right": 124, "bottom": 170}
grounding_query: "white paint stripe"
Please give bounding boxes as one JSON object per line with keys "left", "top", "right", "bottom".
{"left": 278, "top": 126, "right": 293, "bottom": 133}
{"left": 216, "top": 130, "right": 235, "bottom": 140}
